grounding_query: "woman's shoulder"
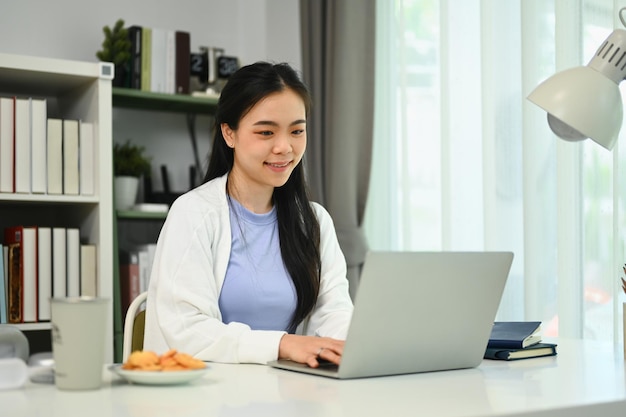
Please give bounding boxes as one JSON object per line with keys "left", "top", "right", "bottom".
{"left": 310, "top": 201, "right": 334, "bottom": 224}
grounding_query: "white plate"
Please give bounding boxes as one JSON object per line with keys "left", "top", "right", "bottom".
{"left": 108, "top": 364, "right": 209, "bottom": 386}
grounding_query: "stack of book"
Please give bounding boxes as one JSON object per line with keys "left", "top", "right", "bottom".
{"left": 0, "top": 96, "right": 95, "bottom": 196}
{"left": 484, "top": 321, "right": 557, "bottom": 361}
{"left": 0, "top": 226, "right": 97, "bottom": 324}
{"left": 125, "top": 25, "right": 190, "bottom": 94}
{"left": 119, "top": 243, "right": 156, "bottom": 320}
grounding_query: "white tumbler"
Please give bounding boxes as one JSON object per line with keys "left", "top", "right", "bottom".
{"left": 50, "top": 297, "right": 109, "bottom": 390}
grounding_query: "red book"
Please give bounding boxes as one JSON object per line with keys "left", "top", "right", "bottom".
{"left": 119, "top": 250, "right": 140, "bottom": 321}
{"left": 4, "top": 226, "right": 38, "bottom": 322}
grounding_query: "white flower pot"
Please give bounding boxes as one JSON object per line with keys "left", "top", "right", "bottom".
{"left": 114, "top": 176, "right": 139, "bottom": 211}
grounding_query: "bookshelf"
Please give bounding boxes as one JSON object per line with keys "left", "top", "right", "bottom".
{"left": 111, "top": 87, "right": 217, "bottom": 361}
{"left": 0, "top": 53, "right": 114, "bottom": 362}
{"left": 112, "top": 87, "right": 218, "bottom": 113}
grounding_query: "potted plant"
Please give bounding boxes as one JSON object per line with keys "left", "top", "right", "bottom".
{"left": 96, "top": 19, "right": 131, "bottom": 87}
{"left": 113, "top": 140, "right": 151, "bottom": 210}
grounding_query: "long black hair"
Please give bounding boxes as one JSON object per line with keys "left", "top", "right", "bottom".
{"left": 204, "top": 62, "right": 320, "bottom": 332}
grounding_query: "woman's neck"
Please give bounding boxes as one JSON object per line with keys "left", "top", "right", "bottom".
{"left": 227, "top": 172, "right": 273, "bottom": 214}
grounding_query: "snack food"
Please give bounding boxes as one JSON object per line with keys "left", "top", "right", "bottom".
{"left": 122, "top": 349, "right": 206, "bottom": 371}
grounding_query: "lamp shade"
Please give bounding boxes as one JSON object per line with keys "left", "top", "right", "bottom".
{"left": 527, "top": 29, "right": 626, "bottom": 151}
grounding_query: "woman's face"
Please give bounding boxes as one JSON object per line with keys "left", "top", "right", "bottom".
{"left": 222, "top": 88, "right": 307, "bottom": 197}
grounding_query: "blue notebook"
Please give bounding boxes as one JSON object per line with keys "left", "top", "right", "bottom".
{"left": 484, "top": 342, "right": 557, "bottom": 361}
{"left": 487, "top": 321, "right": 542, "bottom": 349}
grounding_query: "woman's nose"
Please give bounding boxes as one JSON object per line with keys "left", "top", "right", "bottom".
{"left": 273, "top": 133, "right": 292, "bottom": 153}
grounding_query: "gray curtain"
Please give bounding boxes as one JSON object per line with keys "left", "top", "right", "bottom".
{"left": 300, "top": 0, "right": 376, "bottom": 299}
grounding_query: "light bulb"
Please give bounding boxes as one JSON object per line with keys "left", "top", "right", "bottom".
{"left": 547, "top": 113, "right": 586, "bottom": 142}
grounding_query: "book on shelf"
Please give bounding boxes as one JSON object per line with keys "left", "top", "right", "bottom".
{"left": 0, "top": 101, "right": 94, "bottom": 196}
{"left": 128, "top": 25, "right": 143, "bottom": 89}
{"left": 46, "top": 118, "right": 63, "bottom": 195}
{"left": 484, "top": 342, "right": 557, "bottom": 361}
{"left": 2, "top": 246, "right": 8, "bottom": 320}
{"left": 30, "top": 98, "right": 47, "bottom": 194}
{"left": 137, "top": 249, "right": 150, "bottom": 294}
{"left": 150, "top": 27, "right": 168, "bottom": 93}
{"left": 0, "top": 243, "right": 6, "bottom": 323}
{"left": 52, "top": 227, "right": 67, "bottom": 298}
{"left": 487, "top": 321, "right": 542, "bottom": 350}
{"left": 63, "top": 119, "right": 79, "bottom": 195}
{"left": 79, "top": 121, "right": 95, "bottom": 195}
{"left": 80, "top": 244, "right": 97, "bottom": 297}
{"left": 14, "top": 97, "right": 31, "bottom": 194}
{"left": 119, "top": 250, "right": 140, "bottom": 320}
{"left": 175, "top": 31, "right": 191, "bottom": 94}
{"left": 37, "top": 227, "right": 52, "bottom": 321}
{"left": 0, "top": 96, "right": 15, "bottom": 193}
{"left": 141, "top": 27, "right": 152, "bottom": 92}
{"left": 4, "top": 225, "right": 38, "bottom": 323}
{"left": 66, "top": 228, "right": 80, "bottom": 297}
{"left": 134, "top": 243, "right": 157, "bottom": 293}
{"left": 165, "top": 29, "right": 176, "bottom": 94}
{"left": 126, "top": 24, "right": 190, "bottom": 94}
{"left": 6, "top": 242, "right": 21, "bottom": 323}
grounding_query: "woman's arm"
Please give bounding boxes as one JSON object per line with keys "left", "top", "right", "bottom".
{"left": 305, "top": 203, "right": 354, "bottom": 338}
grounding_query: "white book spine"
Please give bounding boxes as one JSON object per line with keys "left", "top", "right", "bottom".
{"left": 79, "top": 121, "right": 95, "bottom": 195}
{"left": 80, "top": 244, "right": 97, "bottom": 297}
{"left": 150, "top": 27, "right": 167, "bottom": 93}
{"left": 21, "top": 227, "right": 37, "bottom": 322}
{"left": 166, "top": 29, "right": 176, "bottom": 94}
{"left": 46, "top": 119, "right": 63, "bottom": 194}
{"left": 0, "top": 97, "right": 15, "bottom": 193}
{"left": 37, "top": 227, "right": 52, "bottom": 321}
{"left": 30, "top": 98, "right": 47, "bottom": 194}
{"left": 62, "top": 119, "right": 79, "bottom": 195}
{"left": 52, "top": 227, "right": 66, "bottom": 298}
{"left": 137, "top": 249, "right": 149, "bottom": 293}
{"left": 14, "top": 98, "right": 31, "bottom": 193}
{"left": 66, "top": 228, "right": 80, "bottom": 297}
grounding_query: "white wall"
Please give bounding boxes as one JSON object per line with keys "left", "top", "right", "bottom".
{"left": 0, "top": 0, "right": 302, "bottom": 194}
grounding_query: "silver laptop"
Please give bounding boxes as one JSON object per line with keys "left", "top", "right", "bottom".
{"left": 268, "top": 251, "right": 514, "bottom": 379}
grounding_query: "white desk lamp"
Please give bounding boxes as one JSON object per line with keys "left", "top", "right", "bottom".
{"left": 527, "top": 8, "right": 626, "bottom": 150}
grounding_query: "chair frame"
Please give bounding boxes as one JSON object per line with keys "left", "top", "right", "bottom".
{"left": 122, "top": 291, "right": 148, "bottom": 362}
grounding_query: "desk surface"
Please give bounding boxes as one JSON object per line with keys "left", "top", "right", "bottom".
{"left": 3, "top": 338, "right": 625, "bottom": 417}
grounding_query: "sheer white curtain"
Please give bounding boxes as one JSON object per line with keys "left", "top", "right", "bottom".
{"left": 366, "top": 0, "right": 626, "bottom": 343}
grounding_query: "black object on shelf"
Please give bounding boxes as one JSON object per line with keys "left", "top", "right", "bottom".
{"left": 161, "top": 165, "right": 171, "bottom": 193}
{"left": 140, "top": 166, "right": 182, "bottom": 206}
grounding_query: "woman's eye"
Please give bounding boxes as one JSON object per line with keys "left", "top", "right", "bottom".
{"left": 292, "top": 129, "right": 305, "bottom": 135}
{"left": 257, "top": 130, "right": 273, "bottom": 136}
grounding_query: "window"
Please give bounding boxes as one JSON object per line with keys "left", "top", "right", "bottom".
{"left": 366, "top": 0, "right": 626, "bottom": 342}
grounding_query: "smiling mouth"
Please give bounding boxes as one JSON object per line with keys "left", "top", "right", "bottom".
{"left": 266, "top": 161, "right": 290, "bottom": 168}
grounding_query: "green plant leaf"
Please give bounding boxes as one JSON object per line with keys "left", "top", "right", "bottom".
{"left": 113, "top": 139, "right": 152, "bottom": 177}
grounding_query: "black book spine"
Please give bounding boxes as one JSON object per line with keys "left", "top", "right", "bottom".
{"left": 128, "top": 26, "right": 142, "bottom": 90}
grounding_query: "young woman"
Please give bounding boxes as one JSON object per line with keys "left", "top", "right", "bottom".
{"left": 143, "top": 62, "right": 354, "bottom": 367}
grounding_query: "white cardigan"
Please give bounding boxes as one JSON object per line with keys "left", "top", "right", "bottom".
{"left": 143, "top": 174, "right": 354, "bottom": 364}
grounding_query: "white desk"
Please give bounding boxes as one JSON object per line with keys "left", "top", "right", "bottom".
{"left": 3, "top": 339, "right": 625, "bottom": 417}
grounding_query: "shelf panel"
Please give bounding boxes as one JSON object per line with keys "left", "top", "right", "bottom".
{"left": 112, "top": 87, "right": 219, "bottom": 114}
{"left": 0, "top": 53, "right": 103, "bottom": 97}
{"left": 11, "top": 322, "right": 52, "bottom": 331}
{"left": 0, "top": 193, "right": 99, "bottom": 204}
{"left": 117, "top": 210, "right": 168, "bottom": 220}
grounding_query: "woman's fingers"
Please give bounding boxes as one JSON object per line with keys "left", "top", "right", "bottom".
{"left": 279, "top": 334, "right": 345, "bottom": 367}
{"left": 308, "top": 340, "right": 343, "bottom": 367}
